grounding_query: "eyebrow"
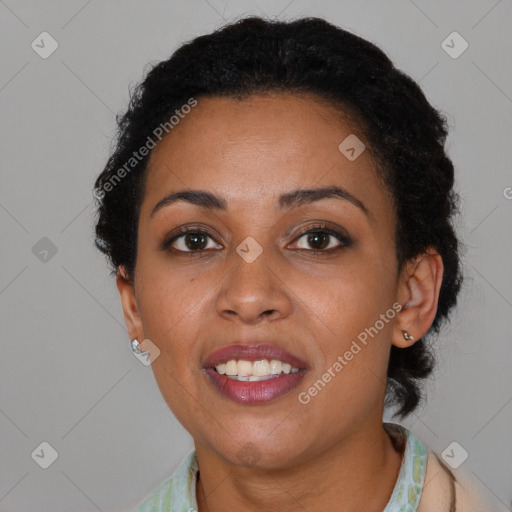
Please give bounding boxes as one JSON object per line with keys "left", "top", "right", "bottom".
{"left": 150, "top": 185, "right": 368, "bottom": 218}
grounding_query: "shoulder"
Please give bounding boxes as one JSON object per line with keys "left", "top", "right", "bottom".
{"left": 418, "top": 446, "right": 501, "bottom": 512}
{"left": 384, "top": 423, "right": 503, "bottom": 512}
{"left": 132, "top": 477, "right": 174, "bottom": 512}
{"left": 132, "top": 449, "right": 198, "bottom": 512}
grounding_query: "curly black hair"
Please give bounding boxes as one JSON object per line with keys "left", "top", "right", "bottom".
{"left": 93, "top": 16, "right": 463, "bottom": 419}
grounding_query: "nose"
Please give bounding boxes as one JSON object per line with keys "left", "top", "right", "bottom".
{"left": 215, "top": 245, "right": 293, "bottom": 325}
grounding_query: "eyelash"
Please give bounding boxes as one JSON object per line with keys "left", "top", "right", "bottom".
{"left": 162, "top": 223, "right": 352, "bottom": 256}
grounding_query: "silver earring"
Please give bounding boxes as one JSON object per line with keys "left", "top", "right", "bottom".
{"left": 402, "top": 330, "right": 414, "bottom": 341}
{"left": 131, "top": 339, "right": 142, "bottom": 354}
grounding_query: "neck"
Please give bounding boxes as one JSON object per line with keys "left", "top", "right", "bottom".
{"left": 194, "top": 421, "right": 404, "bottom": 512}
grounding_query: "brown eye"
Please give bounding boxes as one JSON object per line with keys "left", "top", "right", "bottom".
{"left": 304, "top": 232, "right": 331, "bottom": 250}
{"left": 290, "top": 226, "right": 352, "bottom": 254}
{"left": 165, "top": 229, "right": 222, "bottom": 253}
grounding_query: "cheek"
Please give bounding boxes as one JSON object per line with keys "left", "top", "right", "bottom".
{"left": 302, "top": 256, "right": 396, "bottom": 338}
{"left": 294, "top": 251, "right": 397, "bottom": 407}
{"left": 134, "top": 256, "right": 208, "bottom": 370}
{"left": 134, "top": 264, "right": 209, "bottom": 431}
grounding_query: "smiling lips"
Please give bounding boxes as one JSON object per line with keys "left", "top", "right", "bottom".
{"left": 203, "top": 343, "right": 308, "bottom": 404}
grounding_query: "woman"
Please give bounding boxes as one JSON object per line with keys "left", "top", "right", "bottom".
{"left": 94, "top": 16, "right": 497, "bottom": 511}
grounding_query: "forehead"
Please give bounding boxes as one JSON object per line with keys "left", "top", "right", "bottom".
{"left": 142, "top": 93, "right": 383, "bottom": 213}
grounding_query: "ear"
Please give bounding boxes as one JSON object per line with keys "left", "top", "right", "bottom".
{"left": 392, "top": 248, "right": 444, "bottom": 348}
{"left": 116, "top": 266, "right": 145, "bottom": 342}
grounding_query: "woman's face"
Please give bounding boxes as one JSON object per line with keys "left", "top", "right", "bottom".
{"left": 120, "top": 93, "right": 406, "bottom": 468}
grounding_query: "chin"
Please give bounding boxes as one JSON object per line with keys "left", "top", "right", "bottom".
{"left": 210, "top": 433, "right": 308, "bottom": 471}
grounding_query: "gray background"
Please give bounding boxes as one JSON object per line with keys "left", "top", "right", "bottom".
{"left": 1, "top": 1, "right": 511, "bottom": 510}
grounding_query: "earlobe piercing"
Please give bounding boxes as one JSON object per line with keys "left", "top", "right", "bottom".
{"left": 402, "top": 330, "right": 415, "bottom": 341}
{"left": 131, "top": 339, "right": 142, "bottom": 354}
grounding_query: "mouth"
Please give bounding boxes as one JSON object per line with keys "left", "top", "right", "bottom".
{"left": 202, "top": 343, "right": 308, "bottom": 404}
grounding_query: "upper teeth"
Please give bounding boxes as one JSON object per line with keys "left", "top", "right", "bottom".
{"left": 215, "top": 359, "right": 299, "bottom": 380}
